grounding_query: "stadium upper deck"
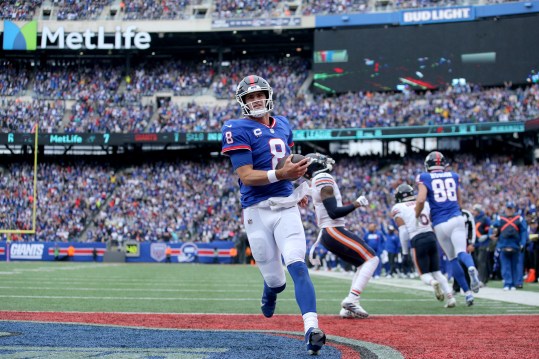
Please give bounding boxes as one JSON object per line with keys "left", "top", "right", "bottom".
{"left": 0, "top": 0, "right": 537, "bottom": 154}
{"left": 0, "top": 0, "right": 532, "bottom": 21}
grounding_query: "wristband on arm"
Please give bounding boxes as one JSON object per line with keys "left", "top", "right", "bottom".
{"left": 267, "top": 170, "right": 279, "bottom": 183}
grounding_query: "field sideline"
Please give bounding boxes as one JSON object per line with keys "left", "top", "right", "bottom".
{"left": 1, "top": 262, "right": 538, "bottom": 358}
{"left": 0, "top": 262, "right": 538, "bottom": 315}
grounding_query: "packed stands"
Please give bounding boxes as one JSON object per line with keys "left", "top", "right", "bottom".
{"left": 0, "top": 0, "right": 525, "bottom": 21}
{"left": 0, "top": 0, "right": 42, "bottom": 20}
{"left": 1, "top": 55, "right": 538, "bottom": 132}
{"left": 0, "top": 0, "right": 537, "bottom": 289}
{"left": 2, "top": 153, "right": 537, "bottom": 244}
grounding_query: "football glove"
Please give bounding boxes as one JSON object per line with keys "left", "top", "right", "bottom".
{"left": 356, "top": 195, "right": 369, "bottom": 207}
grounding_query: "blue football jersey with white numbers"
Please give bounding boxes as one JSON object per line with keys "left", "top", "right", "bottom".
{"left": 221, "top": 115, "right": 294, "bottom": 208}
{"left": 416, "top": 171, "right": 462, "bottom": 226}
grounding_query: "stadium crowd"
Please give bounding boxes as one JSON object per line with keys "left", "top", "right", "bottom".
{"left": 0, "top": 0, "right": 523, "bottom": 21}
{"left": 2, "top": 154, "right": 536, "bottom": 242}
{"left": 0, "top": 0, "right": 537, "bottom": 287}
{"left": 1, "top": 153, "right": 538, "bottom": 283}
{"left": 1, "top": 56, "right": 538, "bottom": 133}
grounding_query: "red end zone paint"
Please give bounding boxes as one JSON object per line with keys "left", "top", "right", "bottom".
{"left": 1, "top": 312, "right": 538, "bottom": 359}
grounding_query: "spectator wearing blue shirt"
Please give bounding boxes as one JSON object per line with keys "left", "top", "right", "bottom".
{"left": 364, "top": 223, "right": 385, "bottom": 278}
{"left": 384, "top": 225, "right": 402, "bottom": 277}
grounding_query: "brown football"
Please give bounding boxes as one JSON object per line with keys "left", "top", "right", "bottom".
{"left": 276, "top": 154, "right": 305, "bottom": 180}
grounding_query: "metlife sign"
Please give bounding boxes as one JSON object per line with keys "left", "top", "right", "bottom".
{"left": 3, "top": 20, "right": 151, "bottom": 51}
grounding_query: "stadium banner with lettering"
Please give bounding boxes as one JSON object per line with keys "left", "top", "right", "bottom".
{"left": 314, "top": 1, "right": 539, "bottom": 28}
{"left": 211, "top": 17, "right": 301, "bottom": 29}
{"left": 0, "top": 242, "right": 106, "bottom": 262}
{"left": 0, "top": 122, "right": 526, "bottom": 145}
{"left": 0, "top": 241, "right": 235, "bottom": 263}
{"left": 400, "top": 7, "right": 475, "bottom": 25}
{"left": 2, "top": 21, "right": 151, "bottom": 51}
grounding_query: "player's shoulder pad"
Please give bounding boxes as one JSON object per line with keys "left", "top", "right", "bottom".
{"left": 416, "top": 173, "right": 427, "bottom": 183}
{"left": 312, "top": 172, "right": 335, "bottom": 188}
{"left": 273, "top": 115, "right": 290, "bottom": 126}
{"left": 221, "top": 118, "right": 246, "bottom": 132}
{"left": 313, "top": 172, "right": 335, "bottom": 182}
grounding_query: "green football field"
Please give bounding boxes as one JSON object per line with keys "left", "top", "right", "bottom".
{"left": 1, "top": 261, "right": 538, "bottom": 315}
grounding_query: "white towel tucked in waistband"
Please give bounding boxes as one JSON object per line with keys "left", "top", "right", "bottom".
{"left": 267, "top": 181, "right": 311, "bottom": 210}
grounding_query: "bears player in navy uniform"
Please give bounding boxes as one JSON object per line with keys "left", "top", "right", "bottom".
{"left": 415, "top": 151, "right": 480, "bottom": 306}
{"left": 221, "top": 75, "right": 326, "bottom": 355}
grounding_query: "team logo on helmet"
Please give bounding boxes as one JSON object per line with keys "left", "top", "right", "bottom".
{"left": 235, "top": 75, "right": 274, "bottom": 118}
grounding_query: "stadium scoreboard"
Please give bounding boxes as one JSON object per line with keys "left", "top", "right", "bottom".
{"left": 313, "top": 14, "right": 539, "bottom": 92}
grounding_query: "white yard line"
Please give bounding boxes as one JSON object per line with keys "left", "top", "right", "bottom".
{"left": 310, "top": 270, "right": 539, "bottom": 307}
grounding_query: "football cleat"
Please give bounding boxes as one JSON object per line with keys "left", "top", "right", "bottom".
{"left": 339, "top": 308, "right": 356, "bottom": 319}
{"left": 305, "top": 327, "right": 326, "bottom": 355}
{"left": 469, "top": 267, "right": 480, "bottom": 293}
{"left": 260, "top": 286, "right": 277, "bottom": 318}
{"left": 341, "top": 299, "right": 369, "bottom": 318}
{"left": 445, "top": 294, "right": 457, "bottom": 308}
{"left": 432, "top": 280, "right": 444, "bottom": 301}
{"left": 465, "top": 293, "right": 474, "bottom": 307}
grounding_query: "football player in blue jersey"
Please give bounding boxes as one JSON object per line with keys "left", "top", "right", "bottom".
{"left": 415, "top": 151, "right": 480, "bottom": 306}
{"left": 221, "top": 75, "right": 326, "bottom": 355}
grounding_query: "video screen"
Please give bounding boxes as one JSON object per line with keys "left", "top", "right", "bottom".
{"left": 312, "top": 14, "right": 539, "bottom": 93}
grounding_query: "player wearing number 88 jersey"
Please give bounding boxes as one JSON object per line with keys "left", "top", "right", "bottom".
{"left": 415, "top": 151, "right": 480, "bottom": 304}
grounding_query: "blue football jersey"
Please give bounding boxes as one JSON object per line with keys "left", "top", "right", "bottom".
{"left": 416, "top": 171, "right": 462, "bottom": 226}
{"left": 221, "top": 115, "right": 294, "bottom": 208}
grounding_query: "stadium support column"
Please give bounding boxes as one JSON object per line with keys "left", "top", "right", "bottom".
{"left": 217, "top": 44, "right": 223, "bottom": 76}
{"left": 125, "top": 53, "right": 132, "bottom": 76}
{"left": 404, "top": 138, "right": 412, "bottom": 156}
{"left": 523, "top": 132, "right": 537, "bottom": 165}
